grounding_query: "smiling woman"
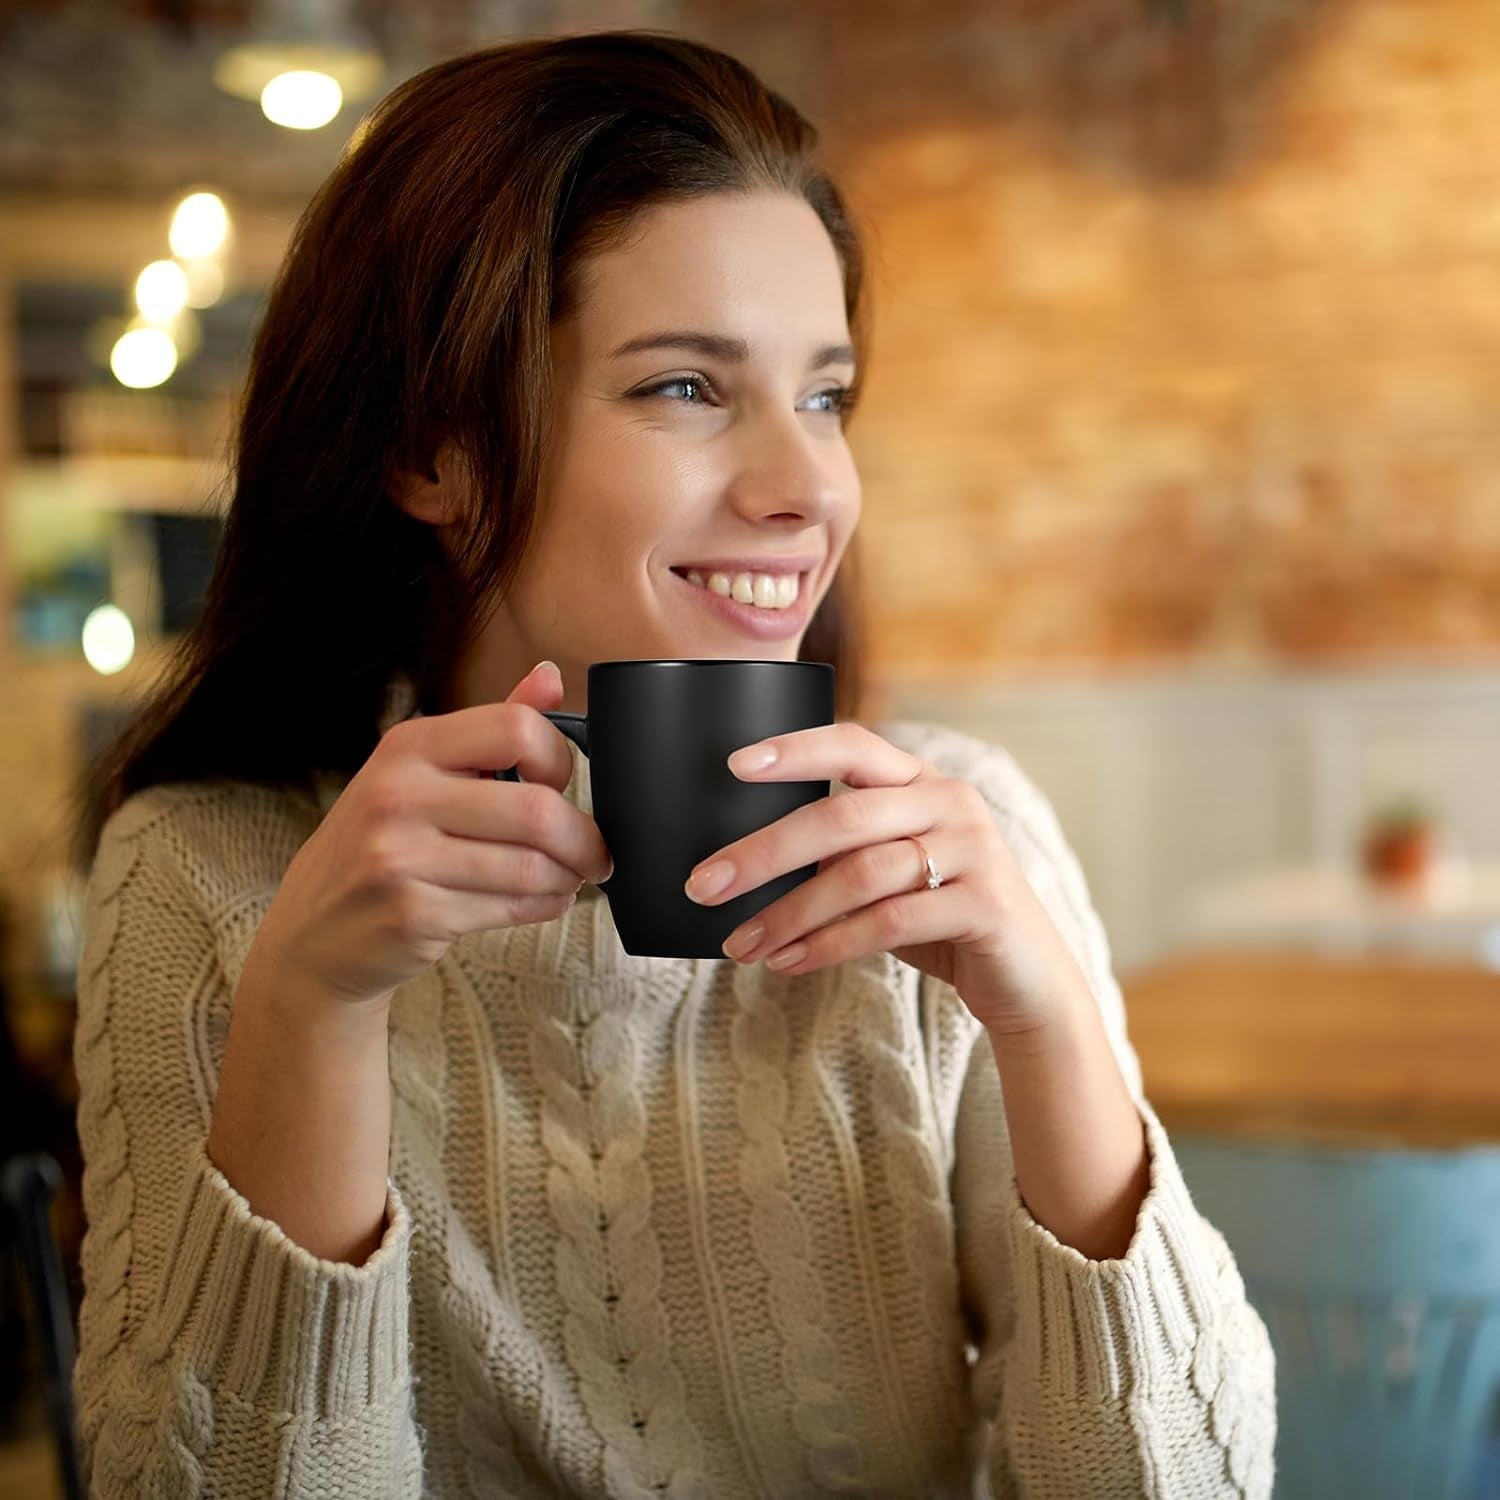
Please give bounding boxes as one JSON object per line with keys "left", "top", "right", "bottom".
{"left": 74, "top": 31, "right": 871, "bottom": 861}
{"left": 393, "top": 190, "right": 868, "bottom": 695}
{"left": 68, "top": 27, "right": 1275, "bottom": 1500}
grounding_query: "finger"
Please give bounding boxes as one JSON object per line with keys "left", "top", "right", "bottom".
{"left": 725, "top": 832, "right": 960, "bottom": 962}
{"left": 730, "top": 721, "right": 929, "bottom": 791}
{"left": 760, "top": 885, "right": 968, "bottom": 975}
{"left": 390, "top": 696, "right": 574, "bottom": 789}
{"left": 426, "top": 775, "right": 613, "bottom": 885}
{"left": 425, "top": 830, "right": 589, "bottom": 899}
{"left": 687, "top": 780, "right": 949, "bottom": 906}
{"left": 409, "top": 884, "right": 580, "bottom": 940}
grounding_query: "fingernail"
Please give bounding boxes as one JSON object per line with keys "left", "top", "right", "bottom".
{"left": 533, "top": 659, "right": 559, "bottom": 678}
{"left": 686, "top": 860, "right": 735, "bottom": 902}
{"left": 722, "top": 923, "right": 762, "bottom": 960}
{"left": 729, "top": 744, "right": 778, "bottom": 774}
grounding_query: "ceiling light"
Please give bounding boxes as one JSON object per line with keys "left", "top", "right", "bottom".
{"left": 215, "top": 0, "right": 384, "bottom": 127}
{"left": 260, "top": 68, "right": 344, "bottom": 129}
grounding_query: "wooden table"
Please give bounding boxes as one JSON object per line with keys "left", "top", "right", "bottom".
{"left": 1119, "top": 948, "right": 1500, "bottom": 1149}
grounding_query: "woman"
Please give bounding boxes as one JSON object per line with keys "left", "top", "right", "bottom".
{"left": 71, "top": 30, "right": 1275, "bottom": 1499}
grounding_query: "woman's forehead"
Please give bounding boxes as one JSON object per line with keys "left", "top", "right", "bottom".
{"left": 567, "top": 194, "right": 850, "bottom": 359}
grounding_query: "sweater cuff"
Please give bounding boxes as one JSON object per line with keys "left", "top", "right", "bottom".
{"left": 1004, "top": 1096, "right": 1227, "bottom": 1405}
{"left": 141, "top": 1141, "right": 413, "bottom": 1421}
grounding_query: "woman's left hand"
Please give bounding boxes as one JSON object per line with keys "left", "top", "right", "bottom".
{"left": 685, "top": 723, "right": 1095, "bottom": 1039}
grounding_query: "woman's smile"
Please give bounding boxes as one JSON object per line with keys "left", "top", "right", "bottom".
{"left": 667, "top": 563, "right": 816, "bottom": 640}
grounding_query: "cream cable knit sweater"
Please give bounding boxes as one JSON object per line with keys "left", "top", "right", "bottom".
{"left": 72, "top": 701, "right": 1276, "bottom": 1499}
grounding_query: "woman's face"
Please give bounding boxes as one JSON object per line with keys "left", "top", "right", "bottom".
{"left": 450, "top": 189, "right": 862, "bottom": 714}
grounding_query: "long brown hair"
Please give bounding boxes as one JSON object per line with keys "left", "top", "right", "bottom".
{"left": 72, "top": 29, "right": 871, "bottom": 870}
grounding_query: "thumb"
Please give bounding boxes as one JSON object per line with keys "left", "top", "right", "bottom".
{"left": 505, "top": 659, "right": 564, "bottom": 709}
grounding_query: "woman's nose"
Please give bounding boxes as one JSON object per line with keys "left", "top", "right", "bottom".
{"left": 725, "top": 413, "right": 848, "bottom": 521}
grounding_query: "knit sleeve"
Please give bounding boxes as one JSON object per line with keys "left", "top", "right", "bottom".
{"left": 72, "top": 787, "right": 425, "bottom": 1497}
{"left": 919, "top": 731, "right": 1278, "bottom": 1499}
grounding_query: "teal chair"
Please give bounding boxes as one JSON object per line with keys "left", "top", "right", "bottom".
{"left": 1173, "top": 1134, "right": 1500, "bottom": 1500}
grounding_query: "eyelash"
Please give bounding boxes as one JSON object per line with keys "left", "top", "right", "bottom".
{"left": 634, "top": 375, "right": 853, "bottom": 416}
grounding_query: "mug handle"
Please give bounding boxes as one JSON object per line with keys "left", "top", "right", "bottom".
{"left": 492, "top": 711, "right": 590, "bottom": 781}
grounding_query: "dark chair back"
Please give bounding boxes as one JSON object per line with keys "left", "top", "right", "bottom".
{"left": 1, "top": 1152, "right": 85, "bottom": 1500}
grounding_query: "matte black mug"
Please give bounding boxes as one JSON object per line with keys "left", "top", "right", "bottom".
{"left": 493, "top": 659, "right": 836, "bottom": 958}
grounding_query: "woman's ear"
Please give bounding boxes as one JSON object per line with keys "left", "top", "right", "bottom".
{"left": 390, "top": 440, "right": 466, "bottom": 527}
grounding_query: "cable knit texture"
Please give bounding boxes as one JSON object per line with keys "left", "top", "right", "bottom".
{"left": 72, "top": 686, "right": 1276, "bottom": 1498}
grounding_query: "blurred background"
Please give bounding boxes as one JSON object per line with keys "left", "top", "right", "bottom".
{"left": 2, "top": 1, "right": 1499, "bottom": 1497}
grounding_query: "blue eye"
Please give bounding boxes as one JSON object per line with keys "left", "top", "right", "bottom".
{"left": 634, "top": 375, "right": 712, "bottom": 405}
{"left": 633, "top": 376, "right": 853, "bottom": 416}
{"left": 803, "top": 386, "right": 852, "bottom": 416}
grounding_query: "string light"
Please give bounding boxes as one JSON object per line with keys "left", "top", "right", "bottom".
{"left": 109, "top": 326, "right": 178, "bottom": 389}
{"left": 182, "top": 258, "right": 224, "bottom": 309}
{"left": 82, "top": 605, "right": 136, "bottom": 675}
{"left": 260, "top": 68, "right": 343, "bottom": 129}
{"left": 134, "top": 260, "right": 189, "bottom": 322}
{"left": 168, "top": 192, "right": 230, "bottom": 259}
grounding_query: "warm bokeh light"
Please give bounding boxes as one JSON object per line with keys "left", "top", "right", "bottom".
{"left": 109, "top": 326, "right": 178, "bottom": 388}
{"left": 214, "top": 40, "right": 384, "bottom": 112}
{"left": 182, "top": 257, "right": 225, "bottom": 308}
{"left": 167, "top": 307, "right": 203, "bottom": 363}
{"left": 260, "top": 69, "right": 343, "bottom": 129}
{"left": 168, "top": 191, "right": 230, "bottom": 259}
{"left": 81, "top": 604, "right": 136, "bottom": 675}
{"left": 134, "top": 259, "right": 189, "bottom": 322}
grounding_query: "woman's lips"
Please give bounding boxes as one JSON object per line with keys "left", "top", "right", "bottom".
{"left": 669, "top": 567, "right": 813, "bottom": 640}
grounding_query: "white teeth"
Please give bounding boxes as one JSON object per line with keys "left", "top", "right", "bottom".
{"left": 683, "top": 569, "right": 801, "bottom": 610}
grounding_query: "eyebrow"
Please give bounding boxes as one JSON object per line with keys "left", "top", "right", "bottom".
{"left": 608, "top": 330, "right": 857, "bottom": 373}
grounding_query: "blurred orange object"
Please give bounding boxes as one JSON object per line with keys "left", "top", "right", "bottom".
{"left": 1362, "top": 823, "right": 1434, "bottom": 889}
{"left": 1360, "top": 798, "right": 1437, "bottom": 891}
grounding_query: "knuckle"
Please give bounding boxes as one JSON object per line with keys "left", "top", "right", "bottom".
{"left": 849, "top": 845, "right": 890, "bottom": 896}
{"left": 362, "top": 772, "right": 413, "bottom": 827}
{"left": 872, "top": 899, "right": 906, "bottom": 942}
{"left": 510, "top": 783, "right": 556, "bottom": 841}
{"left": 361, "top": 828, "right": 410, "bottom": 887}
{"left": 516, "top": 844, "right": 559, "bottom": 893}
{"left": 380, "top": 715, "right": 428, "bottom": 758}
{"left": 386, "top": 882, "right": 440, "bottom": 941}
{"left": 891, "top": 840, "right": 923, "bottom": 886}
{"left": 830, "top": 792, "right": 871, "bottom": 837}
{"left": 959, "top": 782, "right": 992, "bottom": 828}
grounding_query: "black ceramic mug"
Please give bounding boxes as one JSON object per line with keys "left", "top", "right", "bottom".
{"left": 494, "top": 659, "right": 836, "bottom": 958}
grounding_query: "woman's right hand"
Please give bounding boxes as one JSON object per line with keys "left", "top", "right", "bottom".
{"left": 251, "top": 660, "right": 612, "bottom": 1010}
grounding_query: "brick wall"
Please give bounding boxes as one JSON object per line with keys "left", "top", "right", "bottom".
{"left": 6, "top": 0, "right": 1500, "bottom": 977}
{"left": 689, "top": 0, "right": 1500, "bottom": 678}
